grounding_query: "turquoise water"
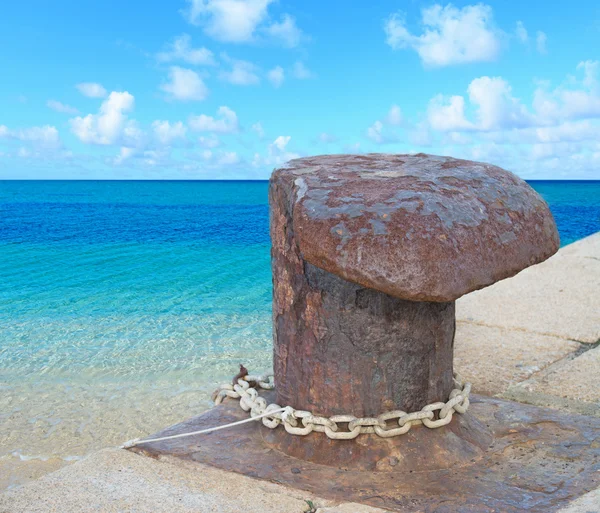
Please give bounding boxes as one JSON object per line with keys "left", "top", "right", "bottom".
{"left": 0, "top": 179, "right": 598, "bottom": 468}
{"left": 0, "top": 181, "right": 272, "bottom": 382}
{"left": 0, "top": 180, "right": 599, "bottom": 380}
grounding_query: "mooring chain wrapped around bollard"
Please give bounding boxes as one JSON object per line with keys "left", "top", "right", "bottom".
{"left": 213, "top": 372, "right": 471, "bottom": 440}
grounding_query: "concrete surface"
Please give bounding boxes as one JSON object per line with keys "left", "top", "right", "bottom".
{"left": 509, "top": 344, "right": 600, "bottom": 404}
{"left": 457, "top": 232, "right": 600, "bottom": 344}
{"left": 454, "top": 323, "right": 580, "bottom": 396}
{"left": 503, "top": 386, "right": 600, "bottom": 418}
{"left": 0, "top": 449, "right": 319, "bottom": 513}
{"left": 560, "top": 231, "right": 600, "bottom": 258}
{"left": 455, "top": 231, "right": 600, "bottom": 415}
{"left": 557, "top": 488, "right": 600, "bottom": 513}
{"left": 0, "top": 448, "right": 392, "bottom": 513}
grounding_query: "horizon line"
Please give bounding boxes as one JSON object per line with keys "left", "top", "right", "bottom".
{"left": 1, "top": 178, "right": 600, "bottom": 183}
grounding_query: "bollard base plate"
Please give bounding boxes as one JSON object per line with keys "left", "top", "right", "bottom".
{"left": 262, "top": 402, "right": 493, "bottom": 472}
{"left": 130, "top": 394, "right": 600, "bottom": 513}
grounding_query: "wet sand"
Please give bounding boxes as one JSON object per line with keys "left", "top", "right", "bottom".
{"left": 0, "top": 350, "right": 272, "bottom": 491}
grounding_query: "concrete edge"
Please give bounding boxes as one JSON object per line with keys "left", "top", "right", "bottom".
{"left": 499, "top": 340, "right": 600, "bottom": 416}
{"left": 457, "top": 319, "right": 599, "bottom": 344}
{"left": 501, "top": 388, "right": 600, "bottom": 418}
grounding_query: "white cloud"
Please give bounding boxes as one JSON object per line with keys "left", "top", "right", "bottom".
{"left": 157, "top": 34, "right": 216, "bottom": 66}
{"left": 366, "top": 104, "right": 403, "bottom": 143}
{"left": 384, "top": 4, "right": 501, "bottom": 67}
{"left": 428, "top": 77, "right": 531, "bottom": 131}
{"left": 266, "top": 14, "right": 302, "bottom": 47}
{"left": 108, "top": 147, "right": 180, "bottom": 169}
{"left": 0, "top": 124, "right": 61, "bottom": 149}
{"left": 269, "top": 135, "right": 299, "bottom": 162}
{"left": 219, "top": 58, "right": 260, "bottom": 85}
{"left": 460, "top": 137, "right": 600, "bottom": 179}
{"left": 578, "top": 60, "right": 599, "bottom": 89}
{"left": 142, "top": 149, "right": 173, "bottom": 167}
{"left": 536, "top": 31, "right": 547, "bottom": 54}
{"left": 386, "top": 104, "right": 402, "bottom": 125}
{"left": 271, "top": 135, "right": 290, "bottom": 152}
{"left": 514, "top": 22, "right": 548, "bottom": 55}
{"left": 184, "top": 0, "right": 274, "bottom": 42}
{"left": 251, "top": 122, "right": 264, "bottom": 138}
{"left": 199, "top": 135, "right": 220, "bottom": 147}
{"left": 189, "top": 106, "right": 239, "bottom": 133}
{"left": 467, "top": 76, "right": 531, "bottom": 130}
{"left": 183, "top": 0, "right": 304, "bottom": 47}
{"left": 76, "top": 82, "right": 107, "bottom": 98}
{"left": 253, "top": 135, "right": 300, "bottom": 168}
{"left": 533, "top": 61, "right": 600, "bottom": 122}
{"left": 533, "top": 121, "right": 597, "bottom": 144}
{"left": 113, "top": 146, "right": 137, "bottom": 165}
{"left": 443, "top": 131, "right": 472, "bottom": 145}
{"left": 292, "top": 61, "right": 312, "bottom": 79}
{"left": 428, "top": 95, "right": 472, "bottom": 131}
{"left": 152, "top": 120, "right": 187, "bottom": 145}
{"left": 18, "top": 126, "right": 61, "bottom": 148}
{"left": 414, "top": 62, "right": 600, "bottom": 178}
{"left": 515, "top": 21, "right": 528, "bottom": 43}
{"left": 429, "top": 75, "right": 600, "bottom": 145}
{"left": 268, "top": 66, "right": 285, "bottom": 87}
{"left": 47, "top": 100, "right": 79, "bottom": 115}
{"left": 530, "top": 141, "right": 582, "bottom": 161}
{"left": 70, "top": 91, "right": 138, "bottom": 145}
{"left": 161, "top": 67, "right": 209, "bottom": 101}
{"left": 198, "top": 148, "right": 243, "bottom": 168}
{"left": 217, "top": 151, "right": 240, "bottom": 165}
{"left": 366, "top": 121, "right": 385, "bottom": 143}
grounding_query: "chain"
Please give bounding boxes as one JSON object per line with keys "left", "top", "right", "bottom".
{"left": 213, "top": 372, "right": 471, "bottom": 440}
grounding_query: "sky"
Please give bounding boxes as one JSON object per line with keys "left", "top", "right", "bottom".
{"left": 0, "top": 0, "right": 599, "bottom": 179}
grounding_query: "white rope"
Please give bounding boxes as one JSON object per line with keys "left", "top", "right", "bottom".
{"left": 121, "top": 406, "right": 287, "bottom": 449}
{"left": 121, "top": 370, "right": 471, "bottom": 448}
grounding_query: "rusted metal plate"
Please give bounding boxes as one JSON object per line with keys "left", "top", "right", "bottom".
{"left": 263, "top": 402, "right": 493, "bottom": 472}
{"left": 131, "top": 395, "right": 600, "bottom": 512}
{"left": 271, "top": 154, "right": 559, "bottom": 302}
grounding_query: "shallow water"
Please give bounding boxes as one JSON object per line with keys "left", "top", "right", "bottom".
{"left": 0, "top": 179, "right": 599, "bottom": 486}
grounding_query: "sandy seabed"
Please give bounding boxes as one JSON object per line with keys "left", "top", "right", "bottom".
{"left": 0, "top": 351, "right": 272, "bottom": 491}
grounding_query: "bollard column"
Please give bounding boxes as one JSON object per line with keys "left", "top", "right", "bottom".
{"left": 266, "top": 154, "right": 559, "bottom": 470}
{"left": 270, "top": 196, "right": 456, "bottom": 417}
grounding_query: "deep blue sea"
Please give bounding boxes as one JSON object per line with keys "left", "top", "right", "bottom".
{"left": 0, "top": 179, "right": 598, "bottom": 467}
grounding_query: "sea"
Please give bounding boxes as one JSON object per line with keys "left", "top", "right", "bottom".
{"left": 0, "top": 179, "right": 599, "bottom": 487}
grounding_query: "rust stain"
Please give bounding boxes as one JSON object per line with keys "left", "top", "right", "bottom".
{"left": 132, "top": 395, "right": 600, "bottom": 513}
{"left": 272, "top": 153, "right": 560, "bottom": 302}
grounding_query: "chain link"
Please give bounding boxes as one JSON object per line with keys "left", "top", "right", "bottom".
{"left": 213, "top": 371, "right": 471, "bottom": 440}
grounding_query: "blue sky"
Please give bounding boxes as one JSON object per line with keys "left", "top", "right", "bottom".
{"left": 0, "top": 0, "right": 599, "bottom": 179}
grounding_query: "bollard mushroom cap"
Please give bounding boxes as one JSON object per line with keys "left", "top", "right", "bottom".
{"left": 271, "top": 153, "right": 560, "bottom": 302}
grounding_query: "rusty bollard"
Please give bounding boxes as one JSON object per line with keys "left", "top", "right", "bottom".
{"left": 266, "top": 154, "right": 559, "bottom": 470}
